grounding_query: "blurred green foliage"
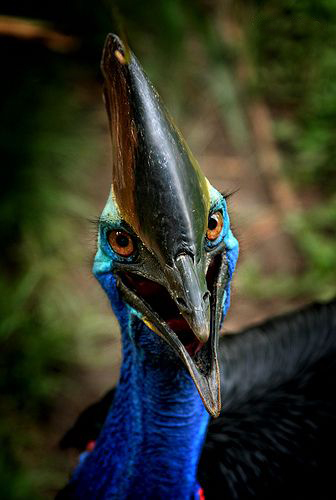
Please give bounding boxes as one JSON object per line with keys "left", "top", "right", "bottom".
{"left": 237, "top": 0, "right": 336, "bottom": 300}
{"left": 0, "top": 38, "right": 103, "bottom": 497}
{"left": 247, "top": 0, "right": 336, "bottom": 191}
{"left": 238, "top": 196, "right": 336, "bottom": 301}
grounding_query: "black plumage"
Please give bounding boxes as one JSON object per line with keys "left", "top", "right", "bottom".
{"left": 61, "top": 299, "right": 336, "bottom": 499}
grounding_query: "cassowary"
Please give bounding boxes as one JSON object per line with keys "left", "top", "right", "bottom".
{"left": 57, "top": 35, "right": 336, "bottom": 499}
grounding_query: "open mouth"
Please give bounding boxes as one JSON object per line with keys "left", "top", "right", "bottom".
{"left": 116, "top": 252, "right": 224, "bottom": 416}
{"left": 118, "top": 255, "right": 221, "bottom": 358}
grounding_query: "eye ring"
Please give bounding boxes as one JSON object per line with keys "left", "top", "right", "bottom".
{"left": 108, "top": 230, "right": 135, "bottom": 257}
{"left": 206, "top": 211, "right": 224, "bottom": 241}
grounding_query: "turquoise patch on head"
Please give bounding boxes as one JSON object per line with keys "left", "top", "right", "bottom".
{"left": 93, "top": 188, "right": 127, "bottom": 276}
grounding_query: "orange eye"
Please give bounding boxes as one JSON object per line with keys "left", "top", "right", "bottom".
{"left": 206, "top": 211, "right": 224, "bottom": 241}
{"left": 108, "top": 230, "right": 135, "bottom": 257}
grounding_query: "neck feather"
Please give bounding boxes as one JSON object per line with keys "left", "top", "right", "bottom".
{"left": 72, "top": 315, "right": 209, "bottom": 499}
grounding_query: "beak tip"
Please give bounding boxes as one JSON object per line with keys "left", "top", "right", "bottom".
{"left": 193, "top": 322, "right": 210, "bottom": 344}
{"left": 203, "top": 393, "right": 221, "bottom": 418}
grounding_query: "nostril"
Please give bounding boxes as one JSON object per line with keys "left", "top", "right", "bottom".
{"left": 176, "top": 297, "right": 188, "bottom": 309}
{"left": 203, "top": 291, "right": 210, "bottom": 303}
{"left": 176, "top": 251, "right": 195, "bottom": 265}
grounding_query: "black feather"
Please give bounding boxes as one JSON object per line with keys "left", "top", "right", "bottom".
{"left": 60, "top": 301, "right": 336, "bottom": 499}
{"left": 200, "top": 300, "right": 336, "bottom": 499}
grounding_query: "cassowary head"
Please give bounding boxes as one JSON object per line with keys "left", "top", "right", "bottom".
{"left": 93, "top": 35, "right": 239, "bottom": 417}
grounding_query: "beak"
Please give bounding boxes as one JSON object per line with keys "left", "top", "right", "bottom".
{"left": 116, "top": 251, "right": 226, "bottom": 418}
{"left": 99, "top": 33, "right": 226, "bottom": 417}
{"left": 169, "top": 253, "right": 210, "bottom": 344}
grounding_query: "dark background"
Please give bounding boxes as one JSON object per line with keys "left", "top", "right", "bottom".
{"left": 0, "top": 1, "right": 335, "bottom": 497}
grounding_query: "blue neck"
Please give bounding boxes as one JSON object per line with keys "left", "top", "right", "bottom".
{"left": 71, "top": 290, "right": 209, "bottom": 499}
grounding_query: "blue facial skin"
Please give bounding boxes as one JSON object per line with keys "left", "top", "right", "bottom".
{"left": 205, "top": 185, "right": 239, "bottom": 319}
{"left": 69, "top": 185, "right": 239, "bottom": 499}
